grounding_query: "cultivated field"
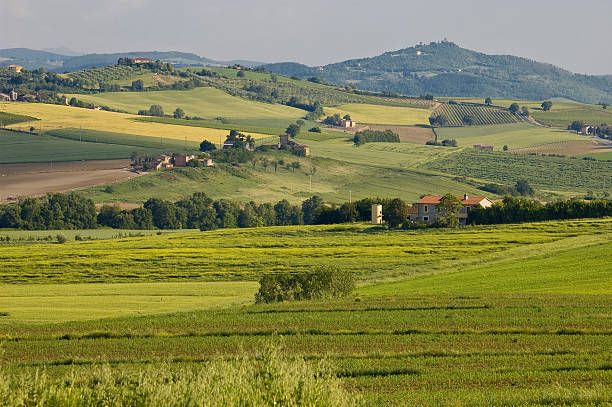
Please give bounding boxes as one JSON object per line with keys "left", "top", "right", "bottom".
{"left": 324, "top": 103, "right": 432, "bottom": 126}
{"left": 0, "top": 129, "right": 161, "bottom": 164}
{"left": 0, "top": 219, "right": 610, "bottom": 405}
{"left": 435, "top": 123, "right": 587, "bottom": 150}
{"left": 67, "top": 87, "right": 305, "bottom": 121}
{"left": 2, "top": 102, "right": 270, "bottom": 144}
{"left": 357, "top": 124, "right": 435, "bottom": 144}
{"left": 511, "top": 139, "right": 612, "bottom": 156}
{"left": 433, "top": 103, "right": 519, "bottom": 126}
{"left": 422, "top": 149, "right": 612, "bottom": 193}
{"left": 0, "top": 220, "right": 609, "bottom": 283}
{"left": 0, "top": 158, "right": 140, "bottom": 202}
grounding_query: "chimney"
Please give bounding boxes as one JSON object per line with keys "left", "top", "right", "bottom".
{"left": 463, "top": 194, "right": 468, "bottom": 200}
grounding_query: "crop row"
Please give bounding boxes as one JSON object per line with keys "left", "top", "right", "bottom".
{"left": 434, "top": 104, "right": 519, "bottom": 126}
{"left": 423, "top": 149, "right": 612, "bottom": 190}
{"left": 68, "top": 66, "right": 137, "bottom": 85}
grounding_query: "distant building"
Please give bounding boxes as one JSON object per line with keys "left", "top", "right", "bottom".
{"left": 473, "top": 144, "right": 494, "bottom": 151}
{"left": 279, "top": 134, "right": 309, "bottom": 156}
{"left": 0, "top": 93, "right": 10, "bottom": 101}
{"left": 150, "top": 154, "right": 173, "bottom": 170}
{"left": 6, "top": 65, "right": 23, "bottom": 73}
{"left": 173, "top": 153, "right": 195, "bottom": 167}
{"left": 580, "top": 125, "right": 595, "bottom": 135}
{"left": 371, "top": 204, "right": 382, "bottom": 224}
{"left": 132, "top": 58, "right": 153, "bottom": 64}
{"left": 339, "top": 118, "right": 356, "bottom": 128}
{"left": 415, "top": 194, "right": 493, "bottom": 225}
{"left": 9, "top": 90, "right": 18, "bottom": 101}
{"left": 199, "top": 158, "right": 214, "bottom": 167}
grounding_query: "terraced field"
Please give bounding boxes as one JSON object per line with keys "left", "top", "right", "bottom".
{"left": 433, "top": 103, "right": 519, "bottom": 126}
{"left": 0, "top": 219, "right": 610, "bottom": 405}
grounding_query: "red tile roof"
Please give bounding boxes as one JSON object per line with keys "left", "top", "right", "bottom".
{"left": 416, "top": 195, "right": 443, "bottom": 204}
{"left": 417, "top": 195, "right": 489, "bottom": 206}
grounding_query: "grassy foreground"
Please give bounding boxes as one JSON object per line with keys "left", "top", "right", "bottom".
{"left": 0, "top": 219, "right": 610, "bottom": 405}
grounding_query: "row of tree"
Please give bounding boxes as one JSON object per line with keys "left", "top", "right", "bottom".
{"left": 2, "top": 192, "right": 611, "bottom": 232}
{"left": 353, "top": 129, "right": 400, "bottom": 146}
{"left": 468, "top": 196, "right": 612, "bottom": 225}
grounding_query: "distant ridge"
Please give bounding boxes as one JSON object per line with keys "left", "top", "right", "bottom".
{"left": 0, "top": 48, "right": 264, "bottom": 72}
{"left": 263, "top": 41, "right": 612, "bottom": 104}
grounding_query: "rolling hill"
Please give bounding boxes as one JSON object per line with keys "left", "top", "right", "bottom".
{"left": 0, "top": 48, "right": 263, "bottom": 72}
{"left": 263, "top": 41, "right": 612, "bottom": 104}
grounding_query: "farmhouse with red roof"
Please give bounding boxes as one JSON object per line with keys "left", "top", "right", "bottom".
{"left": 415, "top": 194, "right": 493, "bottom": 224}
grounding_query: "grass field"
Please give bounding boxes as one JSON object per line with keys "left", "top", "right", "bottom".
{"left": 580, "top": 150, "right": 612, "bottom": 161}
{"left": 0, "top": 219, "right": 609, "bottom": 284}
{"left": 0, "top": 129, "right": 161, "bottom": 164}
{"left": 0, "top": 281, "right": 257, "bottom": 323}
{"left": 0, "top": 110, "right": 39, "bottom": 126}
{"left": 0, "top": 219, "right": 610, "bottom": 405}
{"left": 67, "top": 87, "right": 305, "bottom": 121}
{"left": 80, "top": 144, "right": 489, "bottom": 204}
{"left": 435, "top": 123, "right": 586, "bottom": 150}
{"left": 422, "top": 149, "right": 612, "bottom": 193}
{"left": 324, "top": 103, "right": 432, "bottom": 126}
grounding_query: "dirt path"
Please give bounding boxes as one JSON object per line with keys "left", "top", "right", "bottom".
{"left": 0, "top": 159, "right": 142, "bottom": 202}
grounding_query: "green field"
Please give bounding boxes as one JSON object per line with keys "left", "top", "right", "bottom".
{"left": 325, "top": 103, "right": 432, "bottom": 126}
{"left": 0, "top": 129, "right": 161, "bottom": 164}
{"left": 422, "top": 149, "right": 612, "bottom": 193}
{"left": 435, "top": 123, "right": 585, "bottom": 150}
{"left": 46, "top": 128, "right": 200, "bottom": 152}
{"left": 67, "top": 87, "right": 305, "bottom": 121}
{"left": 1, "top": 219, "right": 609, "bottom": 284}
{"left": 580, "top": 151, "right": 612, "bottom": 161}
{"left": 0, "top": 110, "right": 39, "bottom": 126}
{"left": 1, "top": 219, "right": 610, "bottom": 405}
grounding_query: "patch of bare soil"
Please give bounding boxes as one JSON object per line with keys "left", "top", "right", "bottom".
{"left": 0, "top": 159, "right": 141, "bottom": 202}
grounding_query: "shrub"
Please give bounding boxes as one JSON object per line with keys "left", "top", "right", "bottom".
{"left": 309, "top": 127, "right": 322, "bottom": 133}
{"left": 255, "top": 265, "right": 355, "bottom": 304}
{"left": 56, "top": 234, "right": 67, "bottom": 244}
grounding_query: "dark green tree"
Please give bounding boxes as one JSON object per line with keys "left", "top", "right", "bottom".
{"left": 173, "top": 107, "right": 185, "bottom": 119}
{"left": 541, "top": 101, "right": 553, "bottom": 111}
{"left": 385, "top": 198, "right": 408, "bottom": 228}
{"left": 436, "top": 193, "right": 463, "bottom": 227}
{"left": 148, "top": 105, "right": 164, "bottom": 117}
{"left": 485, "top": 97, "right": 492, "bottom": 105}
{"left": 199, "top": 140, "right": 216, "bottom": 152}
{"left": 509, "top": 103, "right": 520, "bottom": 115}
{"left": 286, "top": 123, "right": 301, "bottom": 138}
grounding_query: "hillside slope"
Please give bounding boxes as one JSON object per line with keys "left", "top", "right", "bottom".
{"left": 263, "top": 41, "right": 612, "bottom": 104}
{"left": 0, "top": 48, "right": 263, "bottom": 72}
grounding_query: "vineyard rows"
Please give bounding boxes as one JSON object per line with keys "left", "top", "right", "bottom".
{"left": 433, "top": 104, "right": 519, "bottom": 126}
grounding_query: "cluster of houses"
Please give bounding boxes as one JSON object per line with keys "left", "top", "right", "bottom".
{"left": 372, "top": 194, "right": 493, "bottom": 225}
{"left": 146, "top": 153, "right": 214, "bottom": 171}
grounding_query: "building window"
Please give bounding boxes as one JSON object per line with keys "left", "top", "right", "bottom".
{"left": 424, "top": 205, "right": 428, "bottom": 212}
{"left": 423, "top": 216, "right": 429, "bottom": 222}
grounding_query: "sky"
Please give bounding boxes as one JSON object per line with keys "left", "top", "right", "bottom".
{"left": 1, "top": 0, "right": 611, "bottom": 75}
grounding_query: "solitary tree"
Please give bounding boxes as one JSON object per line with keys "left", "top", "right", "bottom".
{"left": 515, "top": 179, "right": 534, "bottom": 196}
{"left": 286, "top": 123, "right": 301, "bottom": 138}
{"left": 485, "top": 97, "right": 492, "bottom": 106}
{"left": 173, "top": 107, "right": 185, "bottom": 119}
{"left": 509, "top": 103, "right": 520, "bottom": 115}
{"left": 385, "top": 198, "right": 409, "bottom": 228}
{"left": 541, "top": 101, "right": 553, "bottom": 111}
{"left": 199, "top": 140, "right": 216, "bottom": 152}
{"left": 148, "top": 105, "right": 164, "bottom": 117}
{"left": 521, "top": 106, "right": 529, "bottom": 116}
{"left": 436, "top": 193, "right": 463, "bottom": 227}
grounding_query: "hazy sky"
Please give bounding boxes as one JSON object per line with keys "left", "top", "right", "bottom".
{"left": 2, "top": 0, "right": 610, "bottom": 75}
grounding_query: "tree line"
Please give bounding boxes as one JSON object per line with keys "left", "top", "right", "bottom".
{"left": 2, "top": 192, "right": 611, "bottom": 232}
{"left": 468, "top": 196, "right": 612, "bottom": 225}
{"left": 354, "top": 129, "right": 400, "bottom": 146}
